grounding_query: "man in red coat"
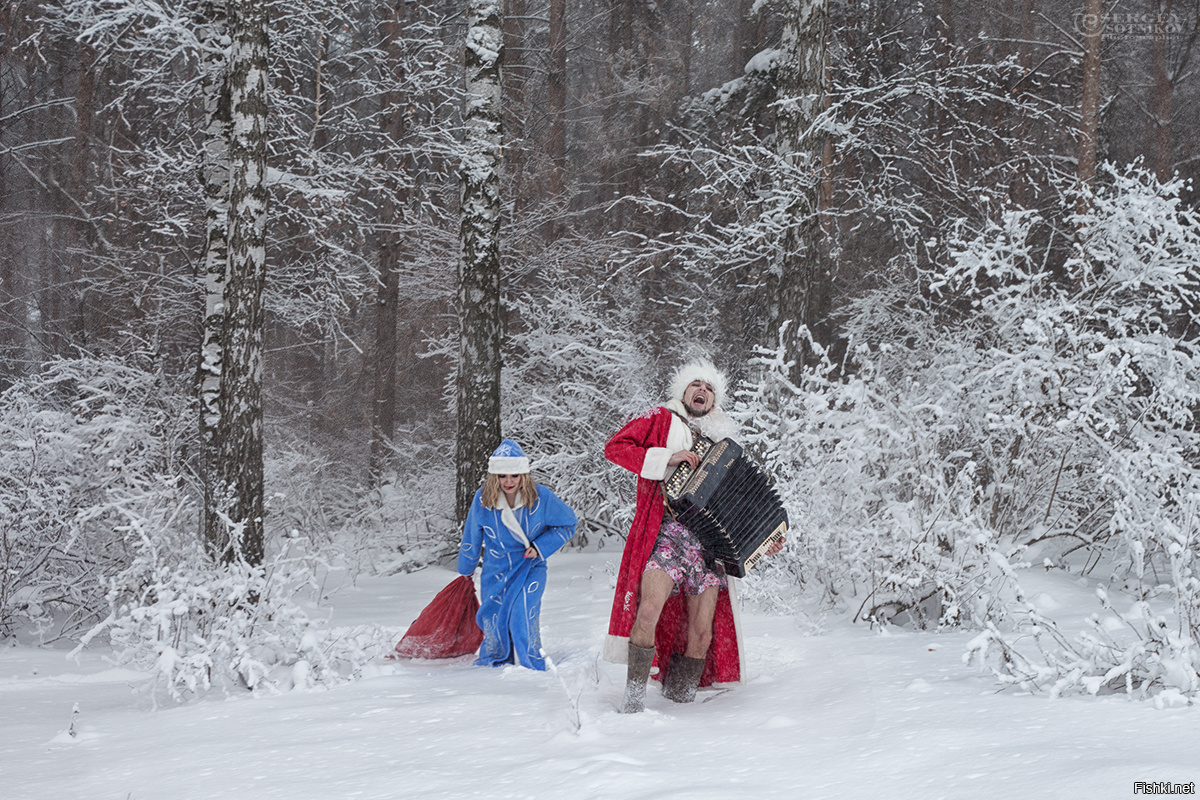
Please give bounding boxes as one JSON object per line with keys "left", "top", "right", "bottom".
{"left": 604, "top": 358, "right": 750, "bottom": 712}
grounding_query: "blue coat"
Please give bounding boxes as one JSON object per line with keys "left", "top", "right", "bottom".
{"left": 456, "top": 485, "right": 577, "bottom": 670}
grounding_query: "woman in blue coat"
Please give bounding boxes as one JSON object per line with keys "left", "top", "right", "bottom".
{"left": 457, "top": 439, "right": 577, "bottom": 670}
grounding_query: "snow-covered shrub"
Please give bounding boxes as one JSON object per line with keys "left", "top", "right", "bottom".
{"left": 736, "top": 330, "right": 1020, "bottom": 627}
{"left": 965, "top": 568, "right": 1200, "bottom": 706}
{"left": 256, "top": 410, "right": 459, "bottom": 575}
{"left": 77, "top": 530, "right": 394, "bottom": 702}
{"left": 323, "top": 448, "right": 458, "bottom": 575}
{"left": 0, "top": 357, "right": 193, "bottom": 640}
{"left": 738, "top": 165, "right": 1200, "bottom": 645}
{"left": 0, "top": 357, "right": 391, "bottom": 695}
{"left": 965, "top": 495, "right": 1200, "bottom": 704}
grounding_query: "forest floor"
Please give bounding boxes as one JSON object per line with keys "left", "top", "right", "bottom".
{"left": 3, "top": 552, "right": 1199, "bottom": 799}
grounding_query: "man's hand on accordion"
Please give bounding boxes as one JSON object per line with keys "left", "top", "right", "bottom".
{"left": 667, "top": 449, "right": 701, "bottom": 469}
{"left": 765, "top": 536, "right": 786, "bottom": 557}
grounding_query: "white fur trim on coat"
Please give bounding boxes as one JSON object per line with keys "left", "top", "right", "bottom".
{"left": 603, "top": 634, "right": 631, "bottom": 665}
{"left": 640, "top": 447, "right": 672, "bottom": 481}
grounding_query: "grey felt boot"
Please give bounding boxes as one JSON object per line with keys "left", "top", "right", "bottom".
{"left": 662, "top": 653, "right": 706, "bottom": 703}
{"left": 620, "top": 643, "right": 656, "bottom": 713}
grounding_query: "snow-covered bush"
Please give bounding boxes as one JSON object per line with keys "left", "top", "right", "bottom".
{"left": 77, "top": 532, "right": 393, "bottom": 702}
{"left": 0, "top": 356, "right": 392, "bottom": 696}
{"left": 965, "top": 567, "right": 1200, "bottom": 706}
{"left": 738, "top": 165, "right": 1200, "bottom": 649}
{"left": 320, "top": 446, "right": 458, "bottom": 575}
{"left": 0, "top": 357, "right": 193, "bottom": 640}
{"left": 965, "top": 495, "right": 1200, "bottom": 704}
{"left": 736, "top": 329, "right": 1019, "bottom": 626}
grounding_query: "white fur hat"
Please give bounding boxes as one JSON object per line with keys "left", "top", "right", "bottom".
{"left": 669, "top": 358, "right": 728, "bottom": 409}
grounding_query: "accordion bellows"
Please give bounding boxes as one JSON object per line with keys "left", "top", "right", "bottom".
{"left": 663, "top": 437, "right": 788, "bottom": 578}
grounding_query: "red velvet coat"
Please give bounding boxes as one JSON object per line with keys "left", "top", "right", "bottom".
{"left": 603, "top": 405, "right": 744, "bottom": 686}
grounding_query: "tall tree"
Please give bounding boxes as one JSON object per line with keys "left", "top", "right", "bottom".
{"left": 1150, "top": 0, "right": 1174, "bottom": 181}
{"left": 546, "top": 0, "right": 568, "bottom": 198}
{"left": 501, "top": 0, "right": 528, "bottom": 210}
{"left": 767, "top": 0, "right": 829, "bottom": 377}
{"left": 209, "top": 0, "right": 269, "bottom": 564}
{"left": 369, "top": 0, "right": 409, "bottom": 484}
{"left": 455, "top": 0, "right": 504, "bottom": 525}
{"left": 199, "top": 0, "right": 233, "bottom": 557}
{"left": 1078, "top": 0, "right": 1103, "bottom": 200}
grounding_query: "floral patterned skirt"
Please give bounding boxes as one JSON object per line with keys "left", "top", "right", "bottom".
{"left": 645, "top": 518, "right": 725, "bottom": 596}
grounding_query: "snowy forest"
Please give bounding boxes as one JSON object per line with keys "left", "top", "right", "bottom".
{"left": 5, "top": 0, "right": 1200, "bottom": 727}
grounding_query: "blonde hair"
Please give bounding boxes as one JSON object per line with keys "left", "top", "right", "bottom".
{"left": 481, "top": 473, "right": 539, "bottom": 509}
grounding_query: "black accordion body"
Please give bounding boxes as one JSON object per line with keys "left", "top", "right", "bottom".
{"left": 662, "top": 436, "right": 788, "bottom": 578}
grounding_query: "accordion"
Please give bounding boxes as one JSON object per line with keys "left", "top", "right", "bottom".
{"left": 662, "top": 436, "right": 788, "bottom": 578}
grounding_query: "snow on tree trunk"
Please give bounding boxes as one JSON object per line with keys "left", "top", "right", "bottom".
{"left": 199, "top": 0, "right": 233, "bottom": 557}
{"left": 211, "top": 0, "right": 268, "bottom": 565}
{"left": 455, "top": 0, "right": 503, "bottom": 526}
{"left": 768, "top": 0, "right": 828, "bottom": 377}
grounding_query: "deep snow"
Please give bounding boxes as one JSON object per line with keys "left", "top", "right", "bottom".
{"left": 4, "top": 552, "right": 1200, "bottom": 799}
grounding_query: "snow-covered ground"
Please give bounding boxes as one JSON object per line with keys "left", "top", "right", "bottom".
{"left": 4, "top": 552, "right": 1200, "bottom": 800}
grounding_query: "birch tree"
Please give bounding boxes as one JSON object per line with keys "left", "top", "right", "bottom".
{"left": 199, "top": 0, "right": 233, "bottom": 557}
{"left": 210, "top": 0, "right": 269, "bottom": 564}
{"left": 455, "top": 0, "right": 504, "bottom": 525}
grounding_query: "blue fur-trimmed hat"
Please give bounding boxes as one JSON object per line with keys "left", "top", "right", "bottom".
{"left": 488, "top": 439, "right": 531, "bottom": 474}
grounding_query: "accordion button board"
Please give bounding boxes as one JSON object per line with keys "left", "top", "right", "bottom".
{"left": 663, "top": 436, "right": 789, "bottom": 578}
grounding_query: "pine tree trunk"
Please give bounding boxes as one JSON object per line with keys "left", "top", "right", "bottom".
{"left": 1078, "top": 0, "right": 1103, "bottom": 199}
{"left": 72, "top": 45, "right": 95, "bottom": 204}
{"left": 455, "top": 0, "right": 504, "bottom": 526}
{"left": 767, "top": 0, "right": 829, "bottom": 377}
{"left": 211, "top": 0, "right": 269, "bottom": 565}
{"left": 1012, "top": 0, "right": 1036, "bottom": 208}
{"left": 199, "top": 0, "right": 233, "bottom": 557}
{"left": 733, "top": 0, "right": 766, "bottom": 75}
{"left": 547, "top": 0, "right": 567, "bottom": 198}
{"left": 502, "top": 0, "right": 526, "bottom": 212}
{"left": 0, "top": 4, "right": 9, "bottom": 386}
{"left": 1150, "top": 0, "right": 1174, "bottom": 182}
{"left": 369, "top": 0, "right": 408, "bottom": 485}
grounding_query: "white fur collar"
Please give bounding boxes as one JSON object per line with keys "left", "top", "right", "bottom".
{"left": 664, "top": 399, "right": 739, "bottom": 441}
{"left": 497, "top": 493, "right": 530, "bottom": 547}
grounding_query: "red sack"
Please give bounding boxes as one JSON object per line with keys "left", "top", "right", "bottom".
{"left": 391, "top": 575, "right": 484, "bottom": 659}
